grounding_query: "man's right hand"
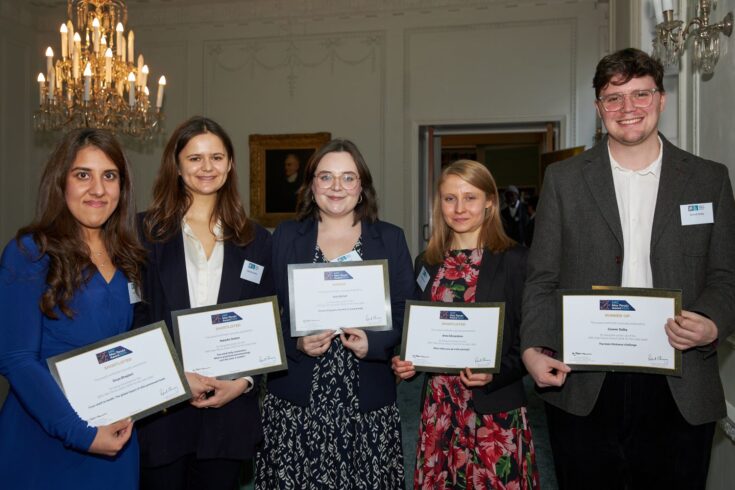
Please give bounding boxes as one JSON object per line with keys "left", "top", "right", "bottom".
{"left": 522, "top": 347, "right": 571, "bottom": 388}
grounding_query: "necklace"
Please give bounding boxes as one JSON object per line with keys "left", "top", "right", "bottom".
{"left": 90, "top": 249, "right": 108, "bottom": 270}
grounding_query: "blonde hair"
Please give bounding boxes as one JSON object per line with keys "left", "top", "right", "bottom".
{"left": 424, "top": 159, "right": 514, "bottom": 264}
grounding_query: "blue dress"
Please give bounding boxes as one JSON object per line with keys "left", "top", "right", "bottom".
{"left": 0, "top": 236, "right": 139, "bottom": 489}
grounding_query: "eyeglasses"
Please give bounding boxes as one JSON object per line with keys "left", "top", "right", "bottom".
{"left": 597, "top": 88, "right": 660, "bottom": 112}
{"left": 314, "top": 171, "right": 360, "bottom": 190}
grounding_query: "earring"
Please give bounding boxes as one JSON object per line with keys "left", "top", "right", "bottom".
{"left": 358, "top": 194, "right": 363, "bottom": 204}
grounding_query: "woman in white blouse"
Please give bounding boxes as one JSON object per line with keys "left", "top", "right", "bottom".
{"left": 134, "top": 116, "right": 274, "bottom": 490}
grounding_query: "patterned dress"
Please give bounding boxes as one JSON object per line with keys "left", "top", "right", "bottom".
{"left": 415, "top": 249, "right": 539, "bottom": 490}
{"left": 255, "top": 239, "right": 405, "bottom": 490}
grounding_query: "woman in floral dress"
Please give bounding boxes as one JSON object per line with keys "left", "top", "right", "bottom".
{"left": 393, "top": 160, "right": 540, "bottom": 489}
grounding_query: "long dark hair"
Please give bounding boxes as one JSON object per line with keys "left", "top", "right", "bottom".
{"left": 143, "top": 116, "right": 254, "bottom": 245}
{"left": 296, "top": 138, "right": 378, "bottom": 225}
{"left": 424, "top": 160, "right": 514, "bottom": 265}
{"left": 17, "top": 128, "right": 146, "bottom": 319}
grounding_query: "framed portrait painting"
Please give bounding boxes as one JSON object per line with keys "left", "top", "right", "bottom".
{"left": 249, "top": 132, "right": 331, "bottom": 227}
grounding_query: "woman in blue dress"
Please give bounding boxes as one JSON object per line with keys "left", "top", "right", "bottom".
{"left": 0, "top": 128, "right": 146, "bottom": 489}
{"left": 255, "top": 138, "right": 415, "bottom": 489}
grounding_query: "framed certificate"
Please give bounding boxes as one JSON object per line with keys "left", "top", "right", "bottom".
{"left": 171, "top": 296, "right": 287, "bottom": 379}
{"left": 287, "top": 260, "right": 392, "bottom": 337}
{"left": 399, "top": 300, "right": 505, "bottom": 374}
{"left": 560, "top": 288, "right": 682, "bottom": 376}
{"left": 47, "top": 321, "right": 191, "bottom": 427}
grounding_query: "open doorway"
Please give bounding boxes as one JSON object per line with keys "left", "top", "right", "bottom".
{"left": 417, "top": 121, "right": 560, "bottom": 250}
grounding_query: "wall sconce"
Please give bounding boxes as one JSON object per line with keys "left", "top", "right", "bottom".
{"left": 652, "top": 0, "right": 733, "bottom": 75}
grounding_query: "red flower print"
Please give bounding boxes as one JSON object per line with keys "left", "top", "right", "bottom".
{"left": 477, "top": 422, "right": 517, "bottom": 469}
{"left": 421, "top": 467, "right": 448, "bottom": 490}
{"left": 443, "top": 253, "right": 472, "bottom": 281}
{"left": 463, "top": 285, "right": 477, "bottom": 302}
{"left": 471, "top": 466, "right": 497, "bottom": 490}
{"left": 470, "top": 248, "right": 483, "bottom": 263}
{"left": 445, "top": 376, "right": 471, "bottom": 407}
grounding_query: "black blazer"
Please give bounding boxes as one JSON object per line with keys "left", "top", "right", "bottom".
{"left": 133, "top": 216, "right": 275, "bottom": 466}
{"left": 266, "top": 218, "right": 415, "bottom": 412}
{"left": 414, "top": 245, "right": 528, "bottom": 414}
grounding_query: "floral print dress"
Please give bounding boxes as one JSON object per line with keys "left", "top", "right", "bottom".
{"left": 415, "top": 249, "right": 539, "bottom": 490}
{"left": 255, "top": 239, "right": 405, "bottom": 490}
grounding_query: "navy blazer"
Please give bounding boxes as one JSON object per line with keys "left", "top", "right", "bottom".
{"left": 414, "top": 246, "right": 528, "bottom": 414}
{"left": 266, "top": 218, "right": 415, "bottom": 412}
{"left": 133, "top": 215, "right": 275, "bottom": 466}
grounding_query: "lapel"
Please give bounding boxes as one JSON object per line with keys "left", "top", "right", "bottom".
{"left": 582, "top": 137, "right": 624, "bottom": 247}
{"left": 294, "top": 218, "right": 319, "bottom": 263}
{"left": 217, "top": 240, "right": 243, "bottom": 304}
{"left": 651, "top": 136, "right": 692, "bottom": 248}
{"left": 475, "top": 249, "right": 503, "bottom": 301}
{"left": 358, "top": 220, "right": 384, "bottom": 260}
{"left": 157, "top": 231, "right": 191, "bottom": 311}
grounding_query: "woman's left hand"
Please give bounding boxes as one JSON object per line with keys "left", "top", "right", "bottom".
{"left": 340, "top": 328, "right": 368, "bottom": 359}
{"left": 190, "top": 377, "right": 249, "bottom": 409}
{"left": 460, "top": 367, "right": 493, "bottom": 387}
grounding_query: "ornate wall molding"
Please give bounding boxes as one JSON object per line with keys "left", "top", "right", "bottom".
{"left": 205, "top": 32, "right": 382, "bottom": 98}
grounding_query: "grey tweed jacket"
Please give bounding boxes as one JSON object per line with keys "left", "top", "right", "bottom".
{"left": 521, "top": 134, "right": 735, "bottom": 425}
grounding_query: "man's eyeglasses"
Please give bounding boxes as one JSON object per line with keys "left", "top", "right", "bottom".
{"left": 314, "top": 171, "right": 360, "bottom": 190}
{"left": 597, "top": 88, "right": 660, "bottom": 112}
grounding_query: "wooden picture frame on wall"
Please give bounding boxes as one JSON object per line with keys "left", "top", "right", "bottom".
{"left": 249, "top": 132, "right": 331, "bottom": 228}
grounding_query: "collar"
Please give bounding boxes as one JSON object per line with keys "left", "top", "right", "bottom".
{"left": 181, "top": 218, "right": 223, "bottom": 240}
{"left": 608, "top": 136, "right": 663, "bottom": 177}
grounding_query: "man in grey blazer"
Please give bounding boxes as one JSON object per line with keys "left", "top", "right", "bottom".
{"left": 522, "top": 48, "right": 735, "bottom": 489}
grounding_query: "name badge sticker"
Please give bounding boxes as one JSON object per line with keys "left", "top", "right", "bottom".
{"left": 241, "top": 260, "right": 264, "bottom": 284}
{"left": 680, "top": 202, "right": 714, "bottom": 226}
{"left": 417, "top": 267, "right": 430, "bottom": 291}
{"left": 331, "top": 250, "right": 362, "bottom": 263}
{"left": 128, "top": 282, "right": 141, "bottom": 304}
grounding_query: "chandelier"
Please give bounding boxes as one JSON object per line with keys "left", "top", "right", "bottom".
{"left": 34, "top": 0, "right": 166, "bottom": 139}
{"left": 652, "top": 0, "right": 733, "bottom": 75}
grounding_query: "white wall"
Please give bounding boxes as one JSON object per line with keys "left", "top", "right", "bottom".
{"left": 6, "top": 0, "right": 609, "bottom": 255}
{"left": 696, "top": 0, "right": 735, "bottom": 486}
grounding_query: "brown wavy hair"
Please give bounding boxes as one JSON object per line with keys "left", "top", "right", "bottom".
{"left": 17, "top": 128, "right": 146, "bottom": 319}
{"left": 296, "top": 138, "right": 378, "bottom": 225}
{"left": 143, "top": 116, "right": 254, "bottom": 245}
{"left": 424, "top": 160, "right": 514, "bottom": 265}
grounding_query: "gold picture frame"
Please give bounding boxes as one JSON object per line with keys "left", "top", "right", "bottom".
{"left": 249, "top": 132, "right": 331, "bottom": 228}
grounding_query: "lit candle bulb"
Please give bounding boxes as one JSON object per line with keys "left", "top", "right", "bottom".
{"left": 662, "top": 0, "right": 674, "bottom": 12}
{"left": 60, "top": 24, "right": 68, "bottom": 59}
{"left": 45, "top": 47, "right": 54, "bottom": 79}
{"left": 73, "top": 33, "right": 81, "bottom": 79}
{"left": 37, "top": 73, "right": 45, "bottom": 105}
{"left": 92, "top": 18, "right": 101, "bottom": 53}
{"left": 136, "top": 54, "right": 144, "bottom": 86}
{"left": 83, "top": 62, "right": 92, "bottom": 102}
{"left": 156, "top": 75, "right": 166, "bottom": 109}
{"left": 128, "top": 72, "right": 136, "bottom": 107}
{"left": 127, "top": 30, "right": 134, "bottom": 66}
{"left": 116, "top": 23, "right": 124, "bottom": 57}
{"left": 66, "top": 20, "right": 74, "bottom": 58}
{"left": 104, "top": 48, "right": 113, "bottom": 85}
{"left": 141, "top": 64, "right": 149, "bottom": 90}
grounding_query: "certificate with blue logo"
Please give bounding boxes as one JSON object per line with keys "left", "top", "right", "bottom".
{"left": 171, "top": 296, "right": 287, "bottom": 379}
{"left": 560, "top": 288, "right": 682, "bottom": 375}
{"left": 47, "top": 322, "right": 191, "bottom": 427}
{"left": 287, "top": 260, "right": 391, "bottom": 337}
{"left": 399, "top": 301, "right": 505, "bottom": 373}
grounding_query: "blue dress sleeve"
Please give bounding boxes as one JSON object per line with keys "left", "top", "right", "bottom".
{"left": 0, "top": 238, "right": 97, "bottom": 451}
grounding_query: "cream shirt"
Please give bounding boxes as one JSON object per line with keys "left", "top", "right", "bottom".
{"left": 182, "top": 219, "right": 253, "bottom": 392}
{"left": 608, "top": 138, "right": 663, "bottom": 288}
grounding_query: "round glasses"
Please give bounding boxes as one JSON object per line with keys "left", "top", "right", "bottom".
{"left": 597, "top": 88, "right": 660, "bottom": 112}
{"left": 314, "top": 171, "right": 360, "bottom": 190}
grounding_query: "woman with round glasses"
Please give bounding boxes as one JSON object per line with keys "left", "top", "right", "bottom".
{"left": 392, "top": 160, "right": 539, "bottom": 489}
{"left": 255, "top": 138, "right": 415, "bottom": 489}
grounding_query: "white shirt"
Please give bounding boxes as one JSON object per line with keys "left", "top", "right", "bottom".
{"left": 182, "top": 219, "right": 224, "bottom": 308}
{"left": 182, "top": 219, "right": 253, "bottom": 392}
{"left": 608, "top": 138, "right": 663, "bottom": 288}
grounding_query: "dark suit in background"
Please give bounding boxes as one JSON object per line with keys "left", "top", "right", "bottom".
{"left": 134, "top": 217, "right": 274, "bottom": 487}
